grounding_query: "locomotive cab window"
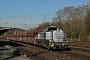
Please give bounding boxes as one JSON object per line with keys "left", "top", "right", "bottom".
{"left": 47, "top": 27, "right": 58, "bottom": 32}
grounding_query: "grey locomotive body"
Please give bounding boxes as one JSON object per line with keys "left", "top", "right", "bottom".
{"left": 36, "top": 26, "right": 68, "bottom": 50}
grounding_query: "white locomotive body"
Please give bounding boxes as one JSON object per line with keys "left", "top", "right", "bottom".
{"left": 36, "top": 26, "right": 68, "bottom": 50}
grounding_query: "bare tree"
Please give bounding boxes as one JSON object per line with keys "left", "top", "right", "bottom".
{"left": 85, "top": 2, "right": 90, "bottom": 39}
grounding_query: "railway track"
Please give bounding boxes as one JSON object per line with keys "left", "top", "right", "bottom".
{"left": 67, "top": 41, "right": 90, "bottom": 60}
{"left": 1, "top": 39, "right": 90, "bottom": 60}
{"left": 69, "top": 41, "right": 90, "bottom": 53}
{"left": 62, "top": 50, "right": 90, "bottom": 60}
{"left": 14, "top": 40, "right": 90, "bottom": 60}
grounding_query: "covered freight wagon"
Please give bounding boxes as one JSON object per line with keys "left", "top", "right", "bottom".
{"left": 28, "top": 28, "right": 44, "bottom": 44}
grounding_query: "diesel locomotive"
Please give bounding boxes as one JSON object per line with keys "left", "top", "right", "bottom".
{"left": 36, "top": 26, "right": 68, "bottom": 49}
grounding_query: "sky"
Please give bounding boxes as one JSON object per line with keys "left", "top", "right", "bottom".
{"left": 0, "top": 0, "right": 89, "bottom": 29}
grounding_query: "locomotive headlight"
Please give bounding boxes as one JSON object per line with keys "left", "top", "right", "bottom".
{"left": 62, "top": 44, "right": 64, "bottom": 46}
{"left": 52, "top": 41, "right": 53, "bottom": 43}
{"left": 67, "top": 41, "right": 68, "bottom": 42}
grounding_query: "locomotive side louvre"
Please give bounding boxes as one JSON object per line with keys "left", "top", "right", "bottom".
{"left": 36, "top": 26, "right": 68, "bottom": 50}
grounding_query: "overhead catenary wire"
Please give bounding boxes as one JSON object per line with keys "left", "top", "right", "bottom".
{"left": 16, "top": 0, "right": 37, "bottom": 26}
{"left": 18, "top": 0, "right": 37, "bottom": 17}
{"left": 23, "top": 0, "right": 47, "bottom": 20}
{"left": 16, "top": 0, "right": 47, "bottom": 29}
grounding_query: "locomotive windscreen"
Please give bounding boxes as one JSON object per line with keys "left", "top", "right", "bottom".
{"left": 48, "top": 27, "right": 57, "bottom": 31}
{"left": 44, "top": 26, "right": 60, "bottom": 32}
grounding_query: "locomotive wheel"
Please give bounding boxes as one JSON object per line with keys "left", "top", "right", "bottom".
{"left": 37, "top": 42, "right": 40, "bottom": 46}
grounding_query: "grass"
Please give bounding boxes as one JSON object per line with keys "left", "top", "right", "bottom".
{"left": 0, "top": 56, "right": 5, "bottom": 60}
{"left": 11, "top": 49, "right": 21, "bottom": 56}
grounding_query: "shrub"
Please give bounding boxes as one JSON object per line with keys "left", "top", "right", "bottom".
{"left": 12, "top": 49, "right": 21, "bottom": 56}
{"left": 0, "top": 56, "right": 5, "bottom": 60}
